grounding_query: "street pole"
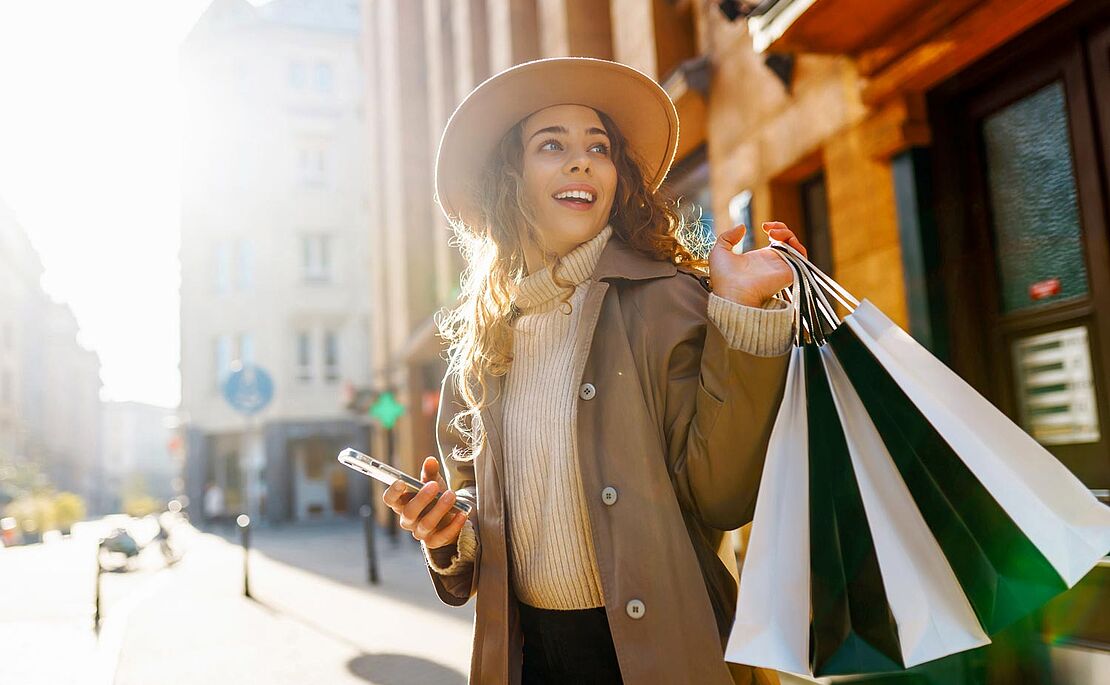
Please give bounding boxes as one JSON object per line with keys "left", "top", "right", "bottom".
{"left": 94, "top": 552, "right": 102, "bottom": 632}
{"left": 241, "top": 413, "right": 264, "bottom": 525}
{"left": 222, "top": 362, "right": 273, "bottom": 528}
{"left": 238, "top": 514, "right": 252, "bottom": 599}
{"left": 360, "top": 504, "right": 380, "bottom": 584}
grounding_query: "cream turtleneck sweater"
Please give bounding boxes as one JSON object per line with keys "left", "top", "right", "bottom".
{"left": 424, "top": 224, "right": 794, "bottom": 609}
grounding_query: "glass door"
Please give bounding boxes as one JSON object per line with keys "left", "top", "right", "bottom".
{"left": 963, "top": 37, "right": 1110, "bottom": 489}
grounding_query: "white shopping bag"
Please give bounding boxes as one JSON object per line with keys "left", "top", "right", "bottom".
{"left": 726, "top": 239, "right": 1110, "bottom": 679}
{"left": 725, "top": 345, "right": 811, "bottom": 675}
{"left": 845, "top": 300, "right": 1110, "bottom": 587}
{"left": 819, "top": 344, "right": 990, "bottom": 667}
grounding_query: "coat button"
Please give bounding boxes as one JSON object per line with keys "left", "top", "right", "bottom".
{"left": 578, "top": 382, "right": 596, "bottom": 400}
{"left": 626, "top": 599, "right": 645, "bottom": 619}
{"left": 601, "top": 486, "right": 618, "bottom": 506}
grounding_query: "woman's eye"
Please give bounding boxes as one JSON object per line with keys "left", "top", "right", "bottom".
{"left": 538, "top": 139, "right": 608, "bottom": 154}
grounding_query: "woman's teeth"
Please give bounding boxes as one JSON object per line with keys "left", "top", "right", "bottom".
{"left": 553, "top": 190, "right": 595, "bottom": 203}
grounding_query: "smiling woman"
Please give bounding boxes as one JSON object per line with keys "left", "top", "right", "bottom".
{"left": 384, "top": 56, "right": 803, "bottom": 685}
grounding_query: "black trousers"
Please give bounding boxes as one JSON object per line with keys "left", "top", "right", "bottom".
{"left": 518, "top": 601, "right": 624, "bottom": 684}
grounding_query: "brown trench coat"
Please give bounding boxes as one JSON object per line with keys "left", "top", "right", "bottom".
{"left": 426, "top": 234, "right": 791, "bottom": 684}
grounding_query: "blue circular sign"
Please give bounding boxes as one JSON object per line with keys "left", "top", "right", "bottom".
{"left": 222, "top": 363, "right": 274, "bottom": 416}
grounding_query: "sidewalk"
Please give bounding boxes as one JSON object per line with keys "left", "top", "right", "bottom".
{"left": 113, "top": 519, "right": 474, "bottom": 685}
{"left": 0, "top": 535, "right": 100, "bottom": 685}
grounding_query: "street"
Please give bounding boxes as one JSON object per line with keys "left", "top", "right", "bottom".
{"left": 0, "top": 517, "right": 474, "bottom": 685}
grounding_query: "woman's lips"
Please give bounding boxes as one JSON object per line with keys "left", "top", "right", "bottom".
{"left": 554, "top": 197, "right": 595, "bottom": 212}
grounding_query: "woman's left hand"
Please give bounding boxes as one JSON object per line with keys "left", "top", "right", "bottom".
{"left": 708, "top": 221, "right": 808, "bottom": 307}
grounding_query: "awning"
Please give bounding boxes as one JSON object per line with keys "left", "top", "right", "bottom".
{"left": 747, "top": 0, "right": 941, "bottom": 55}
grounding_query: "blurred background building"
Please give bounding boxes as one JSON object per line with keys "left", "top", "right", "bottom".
{"left": 0, "top": 197, "right": 103, "bottom": 514}
{"left": 357, "top": 0, "right": 1110, "bottom": 680}
{"left": 178, "top": 0, "right": 372, "bottom": 524}
{"left": 100, "top": 401, "right": 180, "bottom": 514}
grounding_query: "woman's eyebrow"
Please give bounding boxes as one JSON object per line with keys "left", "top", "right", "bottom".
{"left": 527, "top": 125, "right": 610, "bottom": 143}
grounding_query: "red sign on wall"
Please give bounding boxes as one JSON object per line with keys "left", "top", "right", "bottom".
{"left": 1029, "top": 278, "right": 1061, "bottom": 300}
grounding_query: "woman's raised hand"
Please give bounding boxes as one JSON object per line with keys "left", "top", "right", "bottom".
{"left": 708, "top": 221, "right": 808, "bottom": 307}
{"left": 381, "top": 455, "right": 468, "bottom": 550}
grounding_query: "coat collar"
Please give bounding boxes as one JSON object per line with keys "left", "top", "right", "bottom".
{"left": 591, "top": 232, "right": 679, "bottom": 283}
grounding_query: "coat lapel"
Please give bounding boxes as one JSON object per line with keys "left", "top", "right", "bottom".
{"left": 480, "top": 370, "right": 506, "bottom": 490}
{"left": 479, "top": 234, "right": 681, "bottom": 485}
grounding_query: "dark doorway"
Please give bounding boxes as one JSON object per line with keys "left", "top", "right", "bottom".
{"left": 929, "top": 2, "right": 1110, "bottom": 491}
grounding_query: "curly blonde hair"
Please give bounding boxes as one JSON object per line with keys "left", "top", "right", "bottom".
{"left": 434, "top": 107, "right": 711, "bottom": 462}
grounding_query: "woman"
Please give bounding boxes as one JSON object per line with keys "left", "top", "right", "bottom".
{"left": 383, "top": 57, "right": 808, "bottom": 684}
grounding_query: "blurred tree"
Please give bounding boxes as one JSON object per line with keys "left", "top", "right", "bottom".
{"left": 0, "top": 455, "right": 52, "bottom": 507}
{"left": 3, "top": 493, "right": 56, "bottom": 539}
{"left": 123, "top": 495, "right": 161, "bottom": 518}
{"left": 53, "top": 492, "right": 86, "bottom": 533}
{"left": 121, "top": 472, "right": 162, "bottom": 517}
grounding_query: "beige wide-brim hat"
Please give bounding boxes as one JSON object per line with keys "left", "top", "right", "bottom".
{"left": 434, "top": 56, "right": 680, "bottom": 226}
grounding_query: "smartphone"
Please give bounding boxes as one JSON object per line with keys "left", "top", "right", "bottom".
{"left": 337, "top": 447, "right": 473, "bottom": 517}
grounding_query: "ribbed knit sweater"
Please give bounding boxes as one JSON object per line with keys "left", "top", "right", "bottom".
{"left": 424, "top": 224, "right": 795, "bottom": 609}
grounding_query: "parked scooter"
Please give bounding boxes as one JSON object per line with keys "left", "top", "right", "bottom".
{"left": 97, "top": 527, "right": 141, "bottom": 572}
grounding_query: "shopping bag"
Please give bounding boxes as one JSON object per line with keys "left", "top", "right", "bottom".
{"left": 842, "top": 299, "right": 1110, "bottom": 587}
{"left": 724, "top": 345, "right": 811, "bottom": 675}
{"left": 725, "top": 240, "right": 1110, "bottom": 679}
{"left": 728, "top": 251, "right": 908, "bottom": 676}
{"left": 805, "top": 341, "right": 903, "bottom": 676}
{"left": 818, "top": 339, "right": 991, "bottom": 667}
{"left": 828, "top": 323, "right": 1069, "bottom": 632}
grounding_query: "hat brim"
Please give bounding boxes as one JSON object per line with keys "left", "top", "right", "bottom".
{"left": 434, "top": 57, "right": 680, "bottom": 226}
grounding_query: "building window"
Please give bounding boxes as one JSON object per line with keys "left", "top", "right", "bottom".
{"left": 664, "top": 144, "right": 715, "bottom": 258}
{"left": 305, "top": 445, "right": 327, "bottom": 480}
{"left": 296, "top": 331, "right": 312, "bottom": 382}
{"left": 288, "top": 60, "right": 307, "bottom": 89}
{"left": 301, "top": 234, "right": 332, "bottom": 283}
{"left": 239, "top": 333, "right": 255, "bottom": 367}
{"left": 297, "top": 142, "right": 330, "bottom": 187}
{"left": 215, "top": 242, "right": 232, "bottom": 294}
{"left": 235, "top": 240, "right": 254, "bottom": 291}
{"left": 215, "top": 334, "right": 233, "bottom": 388}
{"left": 799, "top": 171, "right": 834, "bottom": 276}
{"left": 324, "top": 330, "right": 339, "bottom": 382}
{"left": 728, "top": 189, "right": 757, "bottom": 253}
{"left": 315, "top": 62, "right": 333, "bottom": 92}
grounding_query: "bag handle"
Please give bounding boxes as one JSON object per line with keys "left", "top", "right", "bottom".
{"left": 769, "top": 239, "right": 860, "bottom": 312}
{"left": 772, "top": 247, "right": 830, "bottom": 346}
{"left": 768, "top": 243, "right": 856, "bottom": 345}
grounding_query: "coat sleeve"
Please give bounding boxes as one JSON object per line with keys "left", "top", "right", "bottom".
{"left": 421, "top": 372, "right": 482, "bottom": 606}
{"left": 662, "top": 273, "right": 794, "bottom": 531}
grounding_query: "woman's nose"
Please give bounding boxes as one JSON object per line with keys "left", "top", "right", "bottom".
{"left": 565, "top": 155, "right": 591, "bottom": 174}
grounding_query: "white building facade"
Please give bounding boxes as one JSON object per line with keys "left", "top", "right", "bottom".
{"left": 179, "top": 0, "right": 372, "bottom": 523}
{"left": 0, "top": 197, "right": 103, "bottom": 510}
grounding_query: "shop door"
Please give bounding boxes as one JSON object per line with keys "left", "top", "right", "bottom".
{"left": 953, "top": 27, "right": 1110, "bottom": 490}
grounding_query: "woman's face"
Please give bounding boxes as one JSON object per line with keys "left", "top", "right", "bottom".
{"left": 519, "top": 104, "right": 617, "bottom": 260}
